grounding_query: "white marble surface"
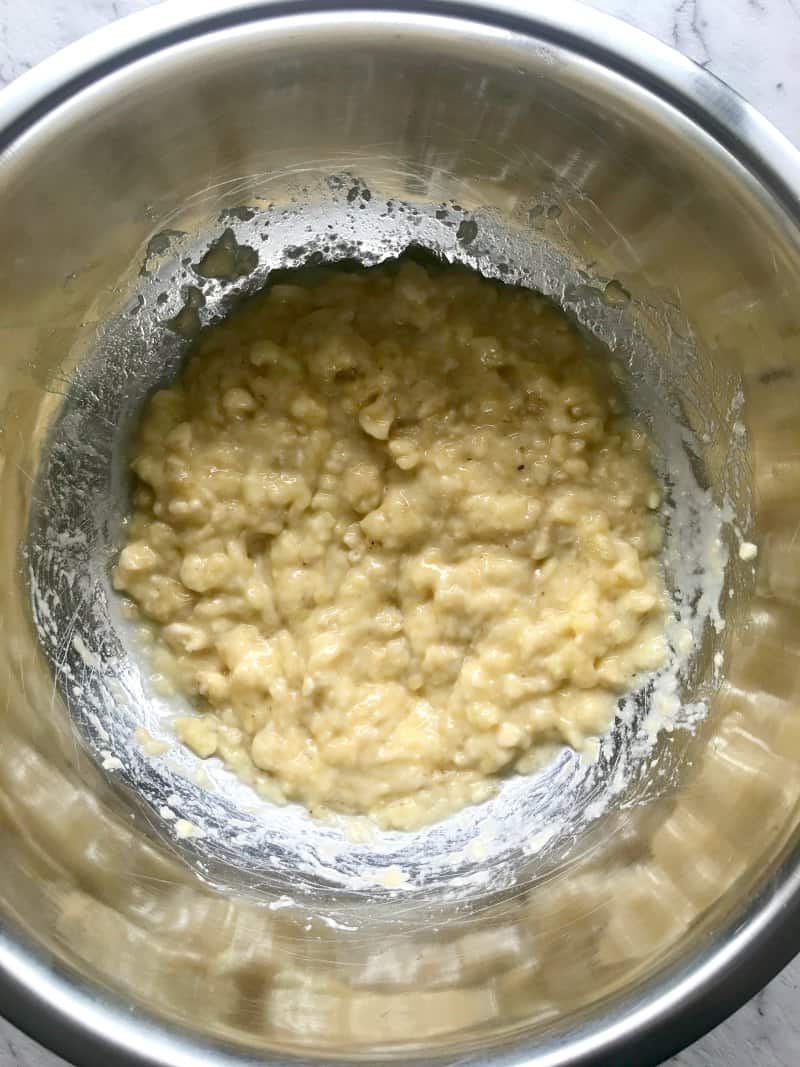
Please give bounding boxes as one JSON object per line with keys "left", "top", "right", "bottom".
{"left": 0, "top": 1, "right": 798, "bottom": 1065}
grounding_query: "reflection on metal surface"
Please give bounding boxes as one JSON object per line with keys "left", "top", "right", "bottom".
{"left": 0, "top": 2, "right": 800, "bottom": 1066}
{"left": 24, "top": 190, "right": 729, "bottom": 902}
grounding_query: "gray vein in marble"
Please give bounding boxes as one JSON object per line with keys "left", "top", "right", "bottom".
{"left": 672, "top": 0, "right": 712, "bottom": 67}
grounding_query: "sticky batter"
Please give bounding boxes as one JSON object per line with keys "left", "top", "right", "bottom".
{"left": 114, "top": 261, "right": 667, "bottom": 829}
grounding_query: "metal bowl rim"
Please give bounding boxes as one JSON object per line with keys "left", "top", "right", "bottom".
{"left": 1, "top": 3, "right": 800, "bottom": 1066}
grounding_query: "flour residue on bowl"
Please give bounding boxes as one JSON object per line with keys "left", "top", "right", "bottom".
{"left": 25, "top": 182, "right": 740, "bottom": 899}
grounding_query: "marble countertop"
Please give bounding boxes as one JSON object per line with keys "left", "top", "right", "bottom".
{"left": 0, "top": 1, "right": 798, "bottom": 1066}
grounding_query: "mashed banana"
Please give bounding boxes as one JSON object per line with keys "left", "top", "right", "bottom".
{"left": 114, "top": 261, "right": 667, "bottom": 829}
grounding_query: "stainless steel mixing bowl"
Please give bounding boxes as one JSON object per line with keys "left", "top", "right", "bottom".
{"left": 2, "top": 2, "right": 800, "bottom": 1065}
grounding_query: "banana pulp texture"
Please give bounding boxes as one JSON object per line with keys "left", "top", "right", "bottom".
{"left": 114, "top": 261, "right": 667, "bottom": 830}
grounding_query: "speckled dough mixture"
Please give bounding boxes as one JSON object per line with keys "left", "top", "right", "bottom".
{"left": 114, "top": 262, "right": 668, "bottom": 829}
